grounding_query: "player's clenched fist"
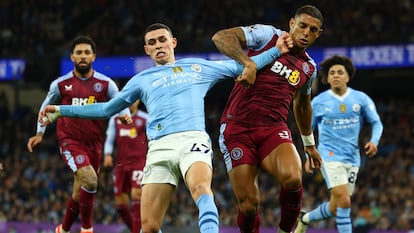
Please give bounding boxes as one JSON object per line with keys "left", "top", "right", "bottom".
{"left": 39, "top": 105, "right": 61, "bottom": 126}
{"left": 276, "top": 32, "right": 293, "bottom": 54}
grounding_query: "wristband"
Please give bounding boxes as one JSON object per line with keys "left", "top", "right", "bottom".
{"left": 301, "top": 133, "right": 315, "bottom": 147}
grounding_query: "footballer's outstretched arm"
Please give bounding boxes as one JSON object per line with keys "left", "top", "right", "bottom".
{"left": 39, "top": 98, "right": 131, "bottom": 126}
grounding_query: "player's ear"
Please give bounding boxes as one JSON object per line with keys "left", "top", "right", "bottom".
{"left": 172, "top": 37, "right": 177, "bottom": 49}
{"left": 289, "top": 18, "right": 295, "bottom": 30}
{"left": 144, "top": 45, "right": 150, "bottom": 55}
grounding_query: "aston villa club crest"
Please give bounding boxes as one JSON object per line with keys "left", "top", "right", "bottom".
{"left": 93, "top": 83, "right": 104, "bottom": 92}
{"left": 230, "top": 147, "right": 243, "bottom": 160}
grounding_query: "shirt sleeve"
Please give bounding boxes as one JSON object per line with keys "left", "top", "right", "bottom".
{"left": 37, "top": 80, "right": 61, "bottom": 134}
{"left": 241, "top": 24, "right": 284, "bottom": 50}
{"left": 363, "top": 94, "right": 383, "bottom": 145}
{"left": 104, "top": 116, "right": 117, "bottom": 155}
{"left": 107, "top": 79, "right": 131, "bottom": 117}
{"left": 210, "top": 46, "right": 282, "bottom": 77}
{"left": 59, "top": 97, "right": 131, "bottom": 119}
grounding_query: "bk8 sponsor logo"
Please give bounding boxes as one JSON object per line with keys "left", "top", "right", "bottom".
{"left": 71, "top": 96, "right": 96, "bottom": 105}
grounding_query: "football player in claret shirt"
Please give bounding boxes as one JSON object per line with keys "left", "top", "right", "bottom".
{"left": 103, "top": 100, "right": 148, "bottom": 233}
{"left": 212, "top": 5, "right": 323, "bottom": 233}
{"left": 27, "top": 35, "right": 130, "bottom": 233}
{"left": 37, "top": 23, "right": 293, "bottom": 233}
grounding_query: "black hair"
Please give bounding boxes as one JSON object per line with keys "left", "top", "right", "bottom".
{"left": 319, "top": 55, "right": 356, "bottom": 83}
{"left": 295, "top": 5, "right": 324, "bottom": 26}
{"left": 70, "top": 35, "right": 96, "bottom": 54}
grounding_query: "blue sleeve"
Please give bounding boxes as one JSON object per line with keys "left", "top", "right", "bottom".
{"left": 104, "top": 116, "right": 116, "bottom": 155}
{"left": 241, "top": 24, "right": 284, "bottom": 50}
{"left": 299, "top": 70, "right": 317, "bottom": 95}
{"left": 370, "top": 119, "right": 383, "bottom": 146}
{"left": 363, "top": 96, "right": 383, "bottom": 145}
{"left": 250, "top": 47, "right": 281, "bottom": 70}
{"left": 37, "top": 80, "right": 61, "bottom": 134}
{"left": 60, "top": 97, "right": 131, "bottom": 119}
{"left": 207, "top": 47, "right": 282, "bottom": 78}
{"left": 228, "top": 47, "right": 281, "bottom": 72}
{"left": 107, "top": 78, "right": 131, "bottom": 117}
{"left": 311, "top": 97, "right": 320, "bottom": 131}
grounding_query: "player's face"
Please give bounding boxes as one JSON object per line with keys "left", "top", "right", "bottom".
{"left": 289, "top": 14, "right": 322, "bottom": 50}
{"left": 327, "top": 64, "right": 350, "bottom": 90}
{"left": 71, "top": 43, "right": 96, "bottom": 76}
{"left": 144, "top": 28, "right": 177, "bottom": 66}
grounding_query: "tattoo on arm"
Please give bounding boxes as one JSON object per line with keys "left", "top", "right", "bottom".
{"left": 213, "top": 28, "right": 251, "bottom": 65}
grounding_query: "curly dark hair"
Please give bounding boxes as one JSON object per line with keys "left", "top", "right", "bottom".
{"left": 318, "top": 55, "right": 355, "bottom": 84}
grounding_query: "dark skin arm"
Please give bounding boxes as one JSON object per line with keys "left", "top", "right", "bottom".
{"left": 293, "top": 91, "right": 322, "bottom": 173}
{"left": 212, "top": 27, "right": 257, "bottom": 87}
{"left": 212, "top": 27, "right": 293, "bottom": 88}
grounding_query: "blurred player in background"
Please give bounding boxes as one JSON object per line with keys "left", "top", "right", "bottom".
{"left": 37, "top": 22, "right": 292, "bottom": 233}
{"left": 103, "top": 100, "right": 148, "bottom": 233}
{"left": 27, "top": 35, "right": 130, "bottom": 233}
{"left": 212, "top": 5, "right": 323, "bottom": 233}
{"left": 295, "top": 55, "right": 383, "bottom": 233}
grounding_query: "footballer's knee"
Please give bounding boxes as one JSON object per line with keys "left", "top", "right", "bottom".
{"left": 280, "top": 173, "right": 302, "bottom": 190}
{"left": 78, "top": 166, "right": 98, "bottom": 191}
{"left": 238, "top": 192, "right": 260, "bottom": 215}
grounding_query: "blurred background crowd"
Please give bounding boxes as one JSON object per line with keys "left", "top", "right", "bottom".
{"left": 1, "top": 0, "right": 413, "bottom": 86}
{"left": 1, "top": 0, "right": 414, "bottom": 231}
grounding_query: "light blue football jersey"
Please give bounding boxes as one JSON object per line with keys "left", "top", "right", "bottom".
{"left": 59, "top": 47, "right": 281, "bottom": 140}
{"left": 311, "top": 88, "right": 383, "bottom": 166}
{"left": 118, "top": 58, "right": 242, "bottom": 140}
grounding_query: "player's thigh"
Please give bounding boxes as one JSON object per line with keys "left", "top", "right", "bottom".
{"left": 219, "top": 123, "right": 259, "bottom": 172}
{"left": 261, "top": 142, "right": 302, "bottom": 186}
{"left": 141, "top": 183, "right": 175, "bottom": 226}
{"left": 228, "top": 164, "right": 260, "bottom": 203}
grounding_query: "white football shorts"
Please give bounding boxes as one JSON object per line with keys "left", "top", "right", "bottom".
{"left": 321, "top": 161, "right": 359, "bottom": 195}
{"left": 142, "top": 130, "right": 213, "bottom": 187}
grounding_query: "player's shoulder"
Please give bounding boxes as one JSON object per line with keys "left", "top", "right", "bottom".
{"left": 347, "top": 87, "right": 369, "bottom": 98}
{"left": 93, "top": 71, "right": 114, "bottom": 81}
{"left": 243, "top": 24, "right": 280, "bottom": 32}
{"left": 53, "top": 71, "right": 73, "bottom": 83}
{"left": 347, "top": 87, "right": 373, "bottom": 103}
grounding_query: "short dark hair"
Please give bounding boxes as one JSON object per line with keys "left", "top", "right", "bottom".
{"left": 319, "top": 55, "right": 356, "bottom": 83}
{"left": 295, "top": 5, "right": 324, "bottom": 26}
{"left": 144, "top": 23, "right": 174, "bottom": 41}
{"left": 70, "top": 35, "right": 96, "bottom": 54}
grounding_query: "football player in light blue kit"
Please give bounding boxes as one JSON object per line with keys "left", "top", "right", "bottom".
{"left": 39, "top": 23, "right": 293, "bottom": 233}
{"left": 295, "top": 55, "right": 383, "bottom": 233}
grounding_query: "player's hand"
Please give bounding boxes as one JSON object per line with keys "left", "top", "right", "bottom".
{"left": 236, "top": 60, "right": 257, "bottom": 88}
{"left": 39, "top": 105, "right": 61, "bottom": 126}
{"left": 304, "top": 146, "right": 322, "bottom": 174}
{"left": 364, "top": 142, "right": 378, "bottom": 158}
{"left": 0, "top": 162, "right": 3, "bottom": 172}
{"left": 103, "top": 155, "right": 113, "bottom": 168}
{"left": 276, "top": 32, "right": 293, "bottom": 54}
{"left": 119, "top": 113, "right": 133, "bottom": 125}
{"left": 27, "top": 134, "right": 43, "bottom": 152}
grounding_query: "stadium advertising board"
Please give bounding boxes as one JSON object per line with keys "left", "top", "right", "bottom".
{"left": 55, "top": 43, "right": 414, "bottom": 78}
{"left": 0, "top": 59, "right": 25, "bottom": 81}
